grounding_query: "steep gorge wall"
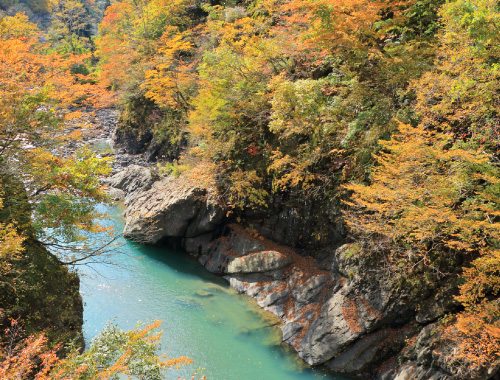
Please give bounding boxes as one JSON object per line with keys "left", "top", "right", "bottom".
{"left": 108, "top": 166, "right": 499, "bottom": 380}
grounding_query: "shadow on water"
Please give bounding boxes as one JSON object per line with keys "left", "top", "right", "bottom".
{"left": 130, "top": 241, "right": 230, "bottom": 287}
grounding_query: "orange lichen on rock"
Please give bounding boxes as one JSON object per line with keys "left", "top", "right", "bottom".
{"left": 359, "top": 297, "right": 380, "bottom": 319}
{"left": 217, "top": 224, "right": 343, "bottom": 351}
{"left": 342, "top": 297, "right": 362, "bottom": 334}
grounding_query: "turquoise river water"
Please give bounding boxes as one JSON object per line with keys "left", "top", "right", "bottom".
{"left": 79, "top": 206, "right": 350, "bottom": 380}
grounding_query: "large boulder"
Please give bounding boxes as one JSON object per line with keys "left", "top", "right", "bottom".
{"left": 226, "top": 250, "right": 293, "bottom": 274}
{"left": 123, "top": 179, "right": 207, "bottom": 244}
{"left": 104, "top": 165, "right": 154, "bottom": 203}
{"left": 185, "top": 194, "right": 224, "bottom": 238}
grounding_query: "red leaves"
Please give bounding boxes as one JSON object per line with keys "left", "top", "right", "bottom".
{"left": 246, "top": 144, "right": 259, "bottom": 156}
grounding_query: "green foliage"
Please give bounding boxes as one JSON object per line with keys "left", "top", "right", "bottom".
{"left": 0, "top": 321, "right": 197, "bottom": 380}
{"left": 157, "top": 161, "right": 191, "bottom": 178}
{"left": 48, "top": 0, "right": 94, "bottom": 53}
{"left": 393, "top": 0, "right": 445, "bottom": 40}
{"left": 411, "top": 0, "right": 500, "bottom": 157}
{"left": 268, "top": 75, "right": 339, "bottom": 192}
{"left": 56, "top": 321, "right": 193, "bottom": 379}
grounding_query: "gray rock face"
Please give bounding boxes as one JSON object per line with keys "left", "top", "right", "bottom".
{"left": 246, "top": 194, "right": 345, "bottom": 248}
{"left": 123, "top": 179, "right": 206, "bottom": 244}
{"left": 295, "top": 243, "right": 417, "bottom": 367}
{"left": 184, "top": 233, "right": 213, "bottom": 255}
{"left": 193, "top": 235, "right": 418, "bottom": 375}
{"left": 281, "top": 322, "right": 303, "bottom": 342}
{"left": 104, "top": 165, "right": 154, "bottom": 204}
{"left": 299, "top": 291, "right": 359, "bottom": 364}
{"left": 191, "top": 233, "right": 499, "bottom": 380}
{"left": 327, "top": 330, "right": 391, "bottom": 374}
{"left": 226, "top": 250, "right": 293, "bottom": 274}
{"left": 326, "top": 326, "right": 414, "bottom": 378}
{"left": 105, "top": 187, "right": 125, "bottom": 201}
{"left": 389, "top": 365, "right": 452, "bottom": 380}
{"left": 185, "top": 195, "right": 224, "bottom": 238}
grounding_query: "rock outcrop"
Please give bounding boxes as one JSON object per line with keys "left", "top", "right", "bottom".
{"left": 111, "top": 123, "right": 153, "bottom": 156}
{"left": 119, "top": 175, "right": 498, "bottom": 380}
{"left": 182, "top": 225, "right": 416, "bottom": 377}
{"left": 123, "top": 178, "right": 223, "bottom": 244}
{"left": 103, "top": 165, "right": 154, "bottom": 204}
{"left": 239, "top": 195, "right": 344, "bottom": 249}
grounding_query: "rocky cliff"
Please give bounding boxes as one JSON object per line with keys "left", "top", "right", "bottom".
{"left": 112, "top": 169, "right": 499, "bottom": 380}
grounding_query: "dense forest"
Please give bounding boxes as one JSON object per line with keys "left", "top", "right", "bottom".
{"left": 1, "top": 0, "right": 500, "bottom": 378}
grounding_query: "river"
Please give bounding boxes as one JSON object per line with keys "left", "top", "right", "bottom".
{"left": 79, "top": 205, "right": 350, "bottom": 380}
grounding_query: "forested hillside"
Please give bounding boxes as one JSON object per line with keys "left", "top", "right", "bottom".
{"left": 95, "top": 0, "right": 500, "bottom": 376}
{"left": 1, "top": 0, "right": 500, "bottom": 378}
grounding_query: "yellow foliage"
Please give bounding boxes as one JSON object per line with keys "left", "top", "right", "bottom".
{"left": 142, "top": 27, "right": 195, "bottom": 110}
{"left": 344, "top": 122, "right": 500, "bottom": 279}
{"left": 439, "top": 301, "right": 500, "bottom": 375}
{"left": 0, "top": 13, "right": 39, "bottom": 39}
{"left": 228, "top": 169, "right": 269, "bottom": 210}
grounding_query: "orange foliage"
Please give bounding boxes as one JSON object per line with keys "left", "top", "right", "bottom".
{"left": 344, "top": 123, "right": 500, "bottom": 275}
{"left": 283, "top": 0, "right": 414, "bottom": 56}
{"left": 142, "top": 26, "right": 196, "bottom": 111}
{"left": 0, "top": 320, "right": 61, "bottom": 380}
{"left": 96, "top": 1, "right": 139, "bottom": 89}
{"left": 0, "top": 320, "right": 198, "bottom": 380}
{"left": 439, "top": 301, "right": 500, "bottom": 375}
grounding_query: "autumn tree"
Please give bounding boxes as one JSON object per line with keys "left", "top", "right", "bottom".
{"left": 413, "top": 0, "right": 500, "bottom": 152}
{"left": 94, "top": 0, "right": 443, "bottom": 238}
{"left": 141, "top": 26, "right": 196, "bottom": 113}
{"left": 0, "top": 13, "right": 113, "bottom": 266}
{"left": 0, "top": 0, "right": 51, "bottom": 15}
{"left": 345, "top": 121, "right": 500, "bottom": 375}
{"left": 48, "top": 0, "right": 95, "bottom": 53}
{"left": 345, "top": 123, "right": 499, "bottom": 276}
{"left": 95, "top": 0, "right": 198, "bottom": 161}
{"left": 0, "top": 11, "right": 204, "bottom": 380}
{"left": 344, "top": 0, "right": 500, "bottom": 362}
{"left": 0, "top": 320, "right": 196, "bottom": 380}
{"left": 95, "top": 0, "right": 195, "bottom": 91}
